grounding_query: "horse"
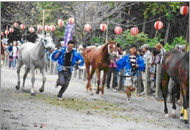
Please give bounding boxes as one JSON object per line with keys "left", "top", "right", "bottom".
{"left": 82, "top": 40, "right": 117, "bottom": 95}
{"left": 160, "top": 49, "right": 189, "bottom": 124}
{"left": 15, "top": 33, "right": 55, "bottom": 96}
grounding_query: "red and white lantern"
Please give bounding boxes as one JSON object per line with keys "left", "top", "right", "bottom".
{"left": 180, "top": 5, "right": 189, "bottom": 16}
{"left": 50, "top": 25, "right": 55, "bottom": 31}
{"left": 20, "top": 24, "right": 25, "bottom": 30}
{"left": 68, "top": 18, "right": 75, "bottom": 24}
{"left": 37, "top": 25, "right": 43, "bottom": 31}
{"left": 14, "top": 22, "right": 18, "bottom": 28}
{"left": 58, "top": 19, "right": 64, "bottom": 27}
{"left": 45, "top": 25, "right": 50, "bottom": 31}
{"left": 84, "top": 24, "right": 92, "bottom": 32}
{"left": 130, "top": 26, "right": 139, "bottom": 36}
{"left": 9, "top": 28, "right": 14, "bottom": 33}
{"left": 1, "top": 32, "right": 4, "bottom": 36}
{"left": 100, "top": 23, "right": 107, "bottom": 31}
{"left": 5, "top": 30, "right": 9, "bottom": 35}
{"left": 29, "top": 27, "right": 35, "bottom": 33}
{"left": 114, "top": 26, "right": 122, "bottom": 35}
{"left": 154, "top": 20, "right": 164, "bottom": 30}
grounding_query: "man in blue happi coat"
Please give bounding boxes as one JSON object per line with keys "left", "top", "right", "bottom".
{"left": 51, "top": 40, "right": 84, "bottom": 100}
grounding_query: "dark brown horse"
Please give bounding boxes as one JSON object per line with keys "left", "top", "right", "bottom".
{"left": 82, "top": 40, "right": 117, "bottom": 95}
{"left": 160, "top": 49, "right": 189, "bottom": 124}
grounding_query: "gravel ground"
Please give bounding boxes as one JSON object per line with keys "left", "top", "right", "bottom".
{"left": 1, "top": 66, "right": 189, "bottom": 130}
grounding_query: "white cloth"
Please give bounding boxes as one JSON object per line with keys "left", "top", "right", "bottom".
{"left": 12, "top": 46, "right": 17, "bottom": 57}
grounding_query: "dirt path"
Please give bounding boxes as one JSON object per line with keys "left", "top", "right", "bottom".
{"left": 1, "top": 67, "right": 189, "bottom": 130}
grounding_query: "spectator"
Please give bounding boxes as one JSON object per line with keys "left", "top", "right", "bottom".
{"left": 8, "top": 41, "right": 18, "bottom": 69}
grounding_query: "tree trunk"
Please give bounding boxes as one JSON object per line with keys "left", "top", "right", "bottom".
{"left": 164, "top": 21, "right": 170, "bottom": 43}
{"left": 142, "top": 18, "right": 146, "bottom": 33}
{"left": 150, "top": 22, "right": 154, "bottom": 38}
{"left": 126, "top": 7, "right": 131, "bottom": 30}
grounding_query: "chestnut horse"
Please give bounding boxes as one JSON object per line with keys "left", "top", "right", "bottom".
{"left": 160, "top": 49, "right": 189, "bottom": 124}
{"left": 82, "top": 40, "right": 117, "bottom": 95}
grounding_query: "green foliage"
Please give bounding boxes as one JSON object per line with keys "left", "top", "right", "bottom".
{"left": 90, "top": 36, "right": 105, "bottom": 45}
{"left": 115, "top": 30, "right": 150, "bottom": 50}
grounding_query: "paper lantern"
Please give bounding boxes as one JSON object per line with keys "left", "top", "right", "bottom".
{"left": 29, "top": 27, "right": 35, "bottom": 33}
{"left": 5, "top": 30, "right": 9, "bottom": 35}
{"left": 58, "top": 19, "right": 64, "bottom": 27}
{"left": 37, "top": 25, "right": 43, "bottom": 31}
{"left": 130, "top": 26, "right": 139, "bottom": 36}
{"left": 154, "top": 20, "right": 164, "bottom": 30}
{"left": 1, "top": 32, "right": 3, "bottom": 36}
{"left": 100, "top": 23, "right": 107, "bottom": 31}
{"left": 68, "top": 18, "right": 75, "bottom": 24}
{"left": 50, "top": 25, "right": 55, "bottom": 31}
{"left": 180, "top": 5, "right": 189, "bottom": 16}
{"left": 20, "top": 24, "right": 25, "bottom": 30}
{"left": 9, "top": 28, "right": 14, "bottom": 33}
{"left": 45, "top": 25, "right": 50, "bottom": 31}
{"left": 14, "top": 22, "right": 18, "bottom": 28}
{"left": 84, "top": 24, "right": 92, "bottom": 32}
{"left": 114, "top": 26, "right": 122, "bottom": 35}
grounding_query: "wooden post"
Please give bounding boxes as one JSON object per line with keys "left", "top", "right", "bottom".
{"left": 145, "top": 59, "right": 150, "bottom": 96}
{"left": 6, "top": 26, "right": 8, "bottom": 39}
{"left": 155, "top": 64, "right": 162, "bottom": 98}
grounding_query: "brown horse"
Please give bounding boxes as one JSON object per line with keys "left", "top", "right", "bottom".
{"left": 82, "top": 40, "right": 117, "bottom": 95}
{"left": 160, "top": 49, "right": 189, "bottom": 124}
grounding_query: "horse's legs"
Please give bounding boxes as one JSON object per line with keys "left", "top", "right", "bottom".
{"left": 87, "top": 68, "right": 95, "bottom": 93}
{"left": 16, "top": 61, "right": 24, "bottom": 90}
{"left": 39, "top": 68, "right": 46, "bottom": 93}
{"left": 85, "top": 63, "right": 90, "bottom": 91}
{"left": 95, "top": 69, "right": 101, "bottom": 94}
{"left": 21, "top": 67, "right": 30, "bottom": 91}
{"left": 171, "top": 86, "right": 177, "bottom": 118}
{"left": 181, "top": 82, "right": 188, "bottom": 124}
{"left": 160, "top": 70, "right": 169, "bottom": 117}
{"left": 30, "top": 66, "right": 36, "bottom": 96}
{"left": 101, "top": 71, "right": 108, "bottom": 95}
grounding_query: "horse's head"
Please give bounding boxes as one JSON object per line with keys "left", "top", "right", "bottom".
{"left": 38, "top": 34, "right": 55, "bottom": 50}
{"left": 107, "top": 40, "right": 118, "bottom": 58}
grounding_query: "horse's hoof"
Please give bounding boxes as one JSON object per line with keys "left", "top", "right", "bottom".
{"left": 90, "top": 92, "right": 94, "bottom": 96}
{"left": 165, "top": 114, "right": 169, "bottom": 118}
{"left": 31, "top": 93, "right": 35, "bottom": 96}
{"left": 15, "top": 85, "right": 20, "bottom": 90}
{"left": 39, "top": 88, "right": 44, "bottom": 93}
{"left": 184, "top": 120, "right": 188, "bottom": 124}
{"left": 96, "top": 91, "right": 99, "bottom": 94}
{"left": 180, "top": 116, "right": 183, "bottom": 120}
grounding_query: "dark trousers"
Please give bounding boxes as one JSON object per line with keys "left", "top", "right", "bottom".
{"left": 106, "top": 67, "right": 117, "bottom": 89}
{"left": 57, "top": 70, "right": 72, "bottom": 98}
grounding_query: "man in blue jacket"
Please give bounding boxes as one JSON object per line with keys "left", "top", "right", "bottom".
{"left": 115, "top": 44, "right": 145, "bottom": 103}
{"left": 51, "top": 40, "right": 84, "bottom": 100}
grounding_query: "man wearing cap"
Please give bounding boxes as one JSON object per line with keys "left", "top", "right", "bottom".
{"left": 51, "top": 40, "right": 84, "bottom": 100}
{"left": 140, "top": 44, "right": 151, "bottom": 95}
{"left": 115, "top": 44, "right": 145, "bottom": 103}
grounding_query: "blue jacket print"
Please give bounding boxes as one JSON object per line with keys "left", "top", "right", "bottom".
{"left": 51, "top": 48, "right": 84, "bottom": 72}
{"left": 116, "top": 54, "right": 145, "bottom": 76}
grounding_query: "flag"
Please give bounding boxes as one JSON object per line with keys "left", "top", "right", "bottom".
{"left": 63, "top": 23, "right": 74, "bottom": 47}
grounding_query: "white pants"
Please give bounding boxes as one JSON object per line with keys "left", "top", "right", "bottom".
{"left": 125, "top": 76, "right": 137, "bottom": 87}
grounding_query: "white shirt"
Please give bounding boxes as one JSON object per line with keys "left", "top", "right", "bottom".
{"left": 13, "top": 46, "right": 17, "bottom": 57}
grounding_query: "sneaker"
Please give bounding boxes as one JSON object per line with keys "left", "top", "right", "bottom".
{"left": 127, "top": 98, "right": 131, "bottom": 103}
{"left": 113, "top": 88, "right": 117, "bottom": 92}
{"left": 57, "top": 97, "right": 63, "bottom": 101}
{"left": 140, "top": 91, "right": 145, "bottom": 95}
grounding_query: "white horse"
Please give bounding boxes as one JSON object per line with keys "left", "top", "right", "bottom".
{"left": 15, "top": 34, "right": 55, "bottom": 96}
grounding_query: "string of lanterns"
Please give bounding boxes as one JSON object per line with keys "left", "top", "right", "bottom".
{"left": 1, "top": 4, "right": 188, "bottom": 37}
